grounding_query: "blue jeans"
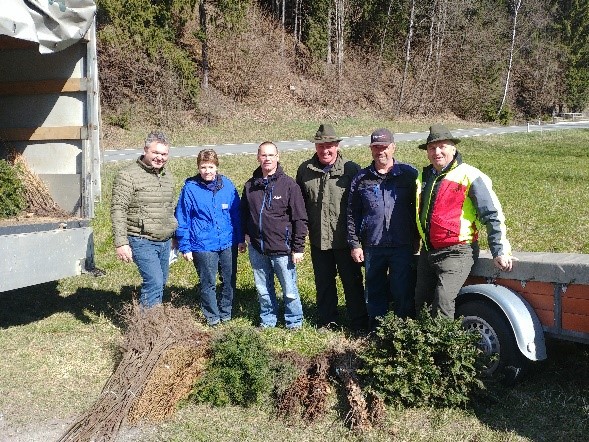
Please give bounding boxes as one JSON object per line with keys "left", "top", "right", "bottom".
{"left": 128, "top": 236, "right": 171, "bottom": 308}
{"left": 248, "top": 245, "right": 304, "bottom": 328}
{"left": 364, "top": 245, "right": 416, "bottom": 324}
{"left": 193, "top": 246, "right": 237, "bottom": 325}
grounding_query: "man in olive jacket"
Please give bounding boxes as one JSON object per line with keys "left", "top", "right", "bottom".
{"left": 111, "top": 131, "right": 178, "bottom": 308}
{"left": 296, "top": 124, "right": 368, "bottom": 331}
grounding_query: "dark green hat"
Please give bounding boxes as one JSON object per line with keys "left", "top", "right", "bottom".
{"left": 310, "top": 124, "right": 342, "bottom": 143}
{"left": 418, "top": 124, "right": 460, "bottom": 150}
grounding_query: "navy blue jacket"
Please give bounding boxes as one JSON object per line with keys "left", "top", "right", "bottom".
{"left": 175, "top": 174, "right": 243, "bottom": 253}
{"left": 347, "top": 161, "right": 418, "bottom": 249}
{"left": 240, "top": 164, "right": 308, "bottom": 255}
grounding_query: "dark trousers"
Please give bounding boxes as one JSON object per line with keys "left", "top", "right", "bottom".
{"left": 414, "top": 242, "right": 479, "bottom": 318}
{"left": 310, "top": 245, "right": 368, "bottom": 331}
{"left": 364, "top": 245, "right": 416, "bottom": 326}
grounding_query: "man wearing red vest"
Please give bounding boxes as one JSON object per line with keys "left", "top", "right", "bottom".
{"left": 415, "top": 124, "right": 513, "bottom": 318}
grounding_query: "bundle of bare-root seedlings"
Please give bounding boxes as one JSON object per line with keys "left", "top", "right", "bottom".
{"left": 276, "top": 346, "right": 385, "bottom": 431}
{"left": 10, "top": 152, "right": 69, "bottom": 217}
{"left": 58, "top": 303, "right": 210, "bottom": 442}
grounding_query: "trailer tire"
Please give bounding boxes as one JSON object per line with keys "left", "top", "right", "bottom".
{"left": 456, "top": 300, "right": 528, "bottom": 385}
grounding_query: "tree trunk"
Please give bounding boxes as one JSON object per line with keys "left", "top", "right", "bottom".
{"left": 418, "top": 0, "right": 448, "bottom": 114}
{"left": 327, "top": 6, "right": 332, "bottom": 64}
{"left": 398, "top": 0, "right": 416, "bottom": 114}
{"left": 335, "top": 0, "right": 345, "bottom": 80}
{"left": 294, "top": 0, "right": 300, "bottom": 44}
{"left": 431, "top": 0, "right": 448, "bottom": 110}
{"left": 378, "top": 0, "right": 394, "bottom": 69}
{"left": 498, "top": 0, "right": 523, "bottom": 118}
{"left": 199, "top": 0, "right": 209, "bottom": 89}
{"left": 281, "top": 0, "right": 286, "bottom": 57}
{"left": 417, "top": 0, "right": 437, "bottom": 113}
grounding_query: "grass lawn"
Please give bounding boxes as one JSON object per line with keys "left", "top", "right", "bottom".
{"left": 1, "top": 129, "right": 588, "bottom": 440}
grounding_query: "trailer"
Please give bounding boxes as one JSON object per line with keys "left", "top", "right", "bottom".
{"left": 459, "top": 251, "right": 589, "bottom": 381}
{"left": 0, "top": 1, "right": 100, "bottom": 292}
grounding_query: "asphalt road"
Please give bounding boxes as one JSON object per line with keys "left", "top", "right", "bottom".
{"left": 103, "top": 120, "right": 589, "bottom": 163}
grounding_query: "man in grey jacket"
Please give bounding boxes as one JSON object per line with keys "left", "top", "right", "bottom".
{"left": 296, "top": 124, "right": 368, "bottom": 332}
{"left": 111, "top": 131, "right": 178, "bottom": 308}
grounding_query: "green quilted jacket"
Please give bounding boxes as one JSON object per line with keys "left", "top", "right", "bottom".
{"left": 111, "top": 157, "right": 178, "bottom": 247}
{"left": 296, "top": 152, "right": 360, "bottom": 250}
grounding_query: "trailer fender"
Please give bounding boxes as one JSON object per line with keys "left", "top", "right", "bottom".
{"left": 457, "top": 284, "right": 547, "bottom": 361}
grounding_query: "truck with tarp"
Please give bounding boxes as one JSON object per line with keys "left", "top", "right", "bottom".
{"left": 0, "top": 0, "right": 100, "bottom": 292}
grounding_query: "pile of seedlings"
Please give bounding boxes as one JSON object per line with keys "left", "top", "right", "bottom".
{"left": 58, "top": 304, "right": 210, "bottom": 442}
{"left": 275, "top": 347, "right": 385, "bottom": 430}
{"left": 58, "top": 307, "right": 483, "bottom": 441}
{"left": 11, "top": 152, "right": 69, "bottom": 217}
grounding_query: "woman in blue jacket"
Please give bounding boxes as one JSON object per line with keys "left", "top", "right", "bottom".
{"left": 175, "top": 149, "right": 243, "bottom": 326}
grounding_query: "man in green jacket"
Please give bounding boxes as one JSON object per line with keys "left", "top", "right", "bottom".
{"left": 111, "top": 131, "right": 178, "bottom": 308}
{"left": 296, "top": 124, "right": 368, "bottom": 331}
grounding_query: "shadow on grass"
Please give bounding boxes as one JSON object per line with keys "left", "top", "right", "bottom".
{"left": 0, "top": 281, "right": 272, "bottom": 330}
{"left": 472, "top": 338, "right": 589, "bottom": 441}
{"left": 0, "top": 282, "right": 133, "bottom": 328}
{"left": 0, "top": 275, "right": 347, "bottom": 333}
{"left": 0, "top": 282, "right": 203, "bottom": 329}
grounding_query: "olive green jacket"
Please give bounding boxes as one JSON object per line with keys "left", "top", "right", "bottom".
{"left": 110, "top": 157, "right": 178, "bottom": 247}
{"left": 296, "top": 152, "right": 360, "bottom": 250}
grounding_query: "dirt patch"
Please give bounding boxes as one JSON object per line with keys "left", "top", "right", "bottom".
{"left": 0, "top": 418, "right": 152, "bottom": 442}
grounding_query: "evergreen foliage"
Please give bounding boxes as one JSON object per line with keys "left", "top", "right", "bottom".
{"left": 553, "top": 0, "right": 589, "bottom": 111}
{"left": 357, "top": 309, "right": 483, "bottom": 408}
{"left": 210, "top": 0, "right": 251, "bottom": 33}
{"left": 0, "top": 160, "right": 25, "bottom": 219}
{"left": 96, "top": 0, "right": 200, "bottom": 104}
{"left": 190, "top": 325, "right": 273, "bottom": 407}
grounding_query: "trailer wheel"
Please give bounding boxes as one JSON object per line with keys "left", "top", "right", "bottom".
{"left": 456, "top": 300, "right": 528, "bottom": 384}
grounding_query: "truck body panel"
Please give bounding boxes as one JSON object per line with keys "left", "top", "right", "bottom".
{"left": 0, "top": 221, "right": 93, "bottom": 292}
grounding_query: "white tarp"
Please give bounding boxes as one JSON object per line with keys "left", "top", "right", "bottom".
{"left": 0, "top": 0, "right": 96, "bottom": 53}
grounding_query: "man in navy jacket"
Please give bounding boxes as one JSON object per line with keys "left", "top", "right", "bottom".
{"left": 347, "top": 129, "right": 418, "bottom": 329}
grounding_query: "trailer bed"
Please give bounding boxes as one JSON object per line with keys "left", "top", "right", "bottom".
{"left": 468, "top": 251, "right": 589, "bottom": 342}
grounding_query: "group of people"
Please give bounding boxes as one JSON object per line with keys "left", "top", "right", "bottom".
{"left": 111, "top": 124, "right": 513, "bottom": 332}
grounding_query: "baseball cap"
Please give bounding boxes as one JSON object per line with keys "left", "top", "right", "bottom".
{"left": 370, "top": 128, "right": 394, "bottom": 146}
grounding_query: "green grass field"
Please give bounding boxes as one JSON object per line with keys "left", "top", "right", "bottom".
{"left": 1, "top": 129, "right": 588, "bottom": 440}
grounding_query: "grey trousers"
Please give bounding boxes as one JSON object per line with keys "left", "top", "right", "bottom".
{"left": 414, "top": 242, "right": 479, "bottom": 318}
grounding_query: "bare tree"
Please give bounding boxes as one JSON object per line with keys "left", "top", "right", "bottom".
{"left": 431, "top": 0, "right": 448, "bottom": 108}
{"left": 199, "top": 0, "right": 209, "bottom": 89}
{"left": 293, "top": 0, "right": 302, "bottom": 43}
{"left": 334, "top": 0, "right": 345, "bottom": 79}
{"left": 281, "top": 0, "right": 286, "bottom": 57}
{"left": 378, "top": 0, "right": 394, "bottom": 68}
{"left": 327, "top": 5, "right": 332, "bottom": 64}
{"left": 418, "top": 0, "right": 448, "bottom": 113}
{"left": 398, "top": 0, "right": 416, "bottom": 114}
{"left": 417, "top": 0, "right": 437, "bottom": 113}
{"left": 498, "top": 0, "right": 523, "bottom": 117}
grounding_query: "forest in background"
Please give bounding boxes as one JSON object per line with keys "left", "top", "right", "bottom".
{"left": 95, "top": 0, "right": 589, "bottom": 131}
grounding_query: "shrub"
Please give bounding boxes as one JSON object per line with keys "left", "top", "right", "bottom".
{"left": 190, "top": 325, "right": 273, "bottom": 407}
{"left": 483, "top": 103, "right": 514, "bottom": 125}
{"left": 0, "top": 159, "right": 26, "bottom": 219}
{"left": 357, "top": 309, "right": 483, "bottom": 408}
